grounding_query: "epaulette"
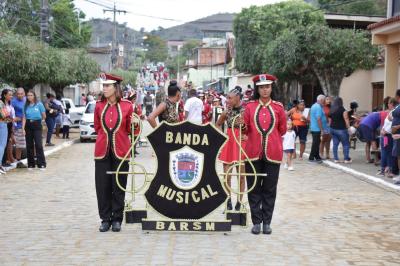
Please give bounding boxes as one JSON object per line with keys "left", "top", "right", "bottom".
{"left": 272, "top": 100, "right": 283, "bottom": 107}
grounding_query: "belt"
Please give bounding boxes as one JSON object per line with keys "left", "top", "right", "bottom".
{"left": 27, "top": 119, "right": 41, "bottom": 123}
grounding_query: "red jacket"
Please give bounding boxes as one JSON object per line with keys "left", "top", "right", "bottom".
{"left": 243, "top": 99, "right": 287, "bottom": 163}
{"left": 94, "top": 99, "right": 133, "bottom": 160}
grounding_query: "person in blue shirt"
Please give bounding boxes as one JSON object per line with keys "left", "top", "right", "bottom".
{"left": 22, "top": 90, "right": 46, "bottom": 170}
{"left": 11, "top": 88, "right": 27, "bottom": 168}
{"left": 309, "top": 95, "right": 328, "bottom": 163}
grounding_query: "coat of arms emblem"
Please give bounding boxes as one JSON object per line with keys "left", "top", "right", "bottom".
{"left": 170, "top": 146, "right": 203, "bottom": 190}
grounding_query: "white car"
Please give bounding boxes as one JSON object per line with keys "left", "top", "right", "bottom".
{"left": 79, "top": 101, "right": 96, "bottom": 142}
{"left": 61, "top": 98, "right": 86, "bottom": 128}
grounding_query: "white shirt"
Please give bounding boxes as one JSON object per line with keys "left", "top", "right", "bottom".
{"left": 282, "top": 131, "right": 296, "bottom": 150}
{"left": 382, "top": 117, "right": 392, "bottom": 134}
{"left": 184, "top": 96, "right": 203, "bottom": 124}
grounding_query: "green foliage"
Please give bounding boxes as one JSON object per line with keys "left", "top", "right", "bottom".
{"left": 144, "top": 35, "right": 168, "bottom": 63}
{"left": 166, "top": 40, "right": 201, "bottom": 78}
{"left": 110, "top": 69, "right": 137, "bottom": 87}
{"left": 317, "top": 0, "right": 387, "bottom": 16}
{"left": 233, "top": 0, "right": 325, "bottom": 75}
{"left": 0, "top": 32, "right": 100, "bottom": 89}
{"left": 269, "top": 25, "right": 378, "bottom": 96}
{"left": 0, "top": 0, "right": 91, "bottom": 48}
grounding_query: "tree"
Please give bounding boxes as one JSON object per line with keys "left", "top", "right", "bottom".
{"left": 317, "top": 0, "right": 387, "bottom": 16}
{"left": 110, "top": 69, "right": 137, "bottom": 87}
{"left": 0, "top": 32, "right": 99, "bottom": 90}
{"left": 233, "top": 0, "right": 325, "bottom": 75}
{"left": 143, "top": 35, "right": 168, "bottom": 63}
{"left": 269, "top": 25, "right": 378, "bottom": 96}
{"left": 166, "top": 40, "right": 201, "bottom": 78}
{"left": 0, "top": 0, "right": 91, "bottom": 48}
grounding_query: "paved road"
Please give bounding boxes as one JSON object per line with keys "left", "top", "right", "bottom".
{"left": 1, "top": 140, "right": 400, "bottom": 265}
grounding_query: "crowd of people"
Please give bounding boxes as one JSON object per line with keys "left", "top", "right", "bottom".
{"left": 0, "top": 88, "right": 75, "bottom": 174}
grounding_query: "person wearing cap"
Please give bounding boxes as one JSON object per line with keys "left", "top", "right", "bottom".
{"left": 243, "top": 74, "right": 287, "bottom": 235}
{"left": 94, "top": 73, "right": 134, "bottom": 233}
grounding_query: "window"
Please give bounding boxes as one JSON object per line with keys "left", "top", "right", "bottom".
{"left": 393, "top": 0, "right": 400, "bottom": 17}
{"left": 85, "top": 103, "right": 95, "bottom": 114}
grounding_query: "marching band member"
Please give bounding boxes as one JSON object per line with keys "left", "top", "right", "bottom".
{"left": 217, "top": 86, "right": 246, "bottom": 211}
{"left": 147, "top": 80, "right": 182, "bottom": 128}
{"left": 94, "top": 73, "right": 133, "bottom": 232}
{"left": 127, "top": 90, "right": 144, "bottom": 156}
{"left": 243, "top": 74, "right": 287, "bottom": 235}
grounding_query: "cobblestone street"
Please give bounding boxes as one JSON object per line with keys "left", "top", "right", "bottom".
{"left": 1, "top": 141, "right": 400, "bottom": 265}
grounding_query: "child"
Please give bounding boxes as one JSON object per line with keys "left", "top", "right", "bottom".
{"left": 62, "top": 108, "right": 72, "bottom": 139}
{"left": 283, "top": 120, "right": 296, "bottom": 171}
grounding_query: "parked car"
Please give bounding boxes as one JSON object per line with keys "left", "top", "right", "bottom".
{"left": 61, "top": 98, "right": 86, "bottom": 128}
{"left": 79, "top": 101, "right": 96, "bottom": 142}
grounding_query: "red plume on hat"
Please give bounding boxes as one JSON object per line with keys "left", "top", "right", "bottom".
{"left": 252, "top": 74, "right": 277, "bottom": 86}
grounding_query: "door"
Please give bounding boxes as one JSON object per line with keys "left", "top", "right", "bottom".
{"left": 372, "top": 82, "right": 384, "bottom": 111}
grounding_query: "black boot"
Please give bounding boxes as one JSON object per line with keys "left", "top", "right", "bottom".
{"left": 226, "top": 198, "right": 232, "bottom": 210}
{"left": 251, "top": 224, "right": 261, "bottom": 234}
{"left": 99, "top": 221, "right": 111, "bottom": 232}
{"left": 263, "top": 223, "right": 272, "bottom": 234}
{"left": 234, "top": 202, "right": 241, "bottom": 211}
{"left": 112, "top": 221, "right": 121, "bottom": 232}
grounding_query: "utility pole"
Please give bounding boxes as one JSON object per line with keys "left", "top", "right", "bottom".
{"left": 103, "top": 3, "right": 127, "bottom": 69}
{"left": 123, "top": 26, "right": 128, "bottom": 70}
{"left": 40, "top": 0, "right": 50, "bottom": 43}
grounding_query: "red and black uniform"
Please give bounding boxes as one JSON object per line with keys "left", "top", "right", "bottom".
{"left": 243, "top": 74, "right": 287, "bottom": 227}
{"left": 94, "top": 99, "right": 133, "bottom": 223}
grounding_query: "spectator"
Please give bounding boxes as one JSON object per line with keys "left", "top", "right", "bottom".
{"left": 0, "top": 89, "right": 12, "bottom": 174}
{"left": 288, "top": 99, "right": 308, "bottom": 160}
{"left": 143, "top": 91, "right": 153, "bottom": 117}
{"left": 80, "top": 93, "right": 87, "bottom": 106}
{"left": 155, "top": 87, "right": 166, "bottom": 107}
{"left": 23, "top": 90, "right": 46, "bottom": 170}
{"left": 378, "top": 97, "right": 397, "bottom": 177}
{"left": 2, "top": 89, "right": 16, "bottom": 167}
{"left": 184, "top": 89, "right": 203, "bottom": 124}
{"left": 54, "top": 95, "right": 64, "bottom": 138}
{"left": 356, "top": 111, "right": 381, "bottom": 164}
{"left": 283, "top": 120, "right": 297, "bottom": 171}
{"left": 348, "top": 101, "right": 359, "bottom": 127}
{"left": 309, "top": 95, "right": 328, "bottom": 163}
{"left": 44, "top": 93, "right": 59, "bottom": 146}
{"left": 320, "top": 96, "right": 332, "bottom": 159}
{"left": 391, "top": 90, "right": 400, "bottom": 185}
{"left": 11, "top": 88, "right": 27, "bottom": 168}
{"left": 329, "top": 97, "right": 352, "bottom": 164}
{"left": 62, "top": 108, "right": 72, "bottom": 139}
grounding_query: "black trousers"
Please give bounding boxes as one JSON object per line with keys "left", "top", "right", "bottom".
{"left": 309, "top": 131, "right": 321, "bottom": 160}
{"left": 62, "top": 125, "right": 70, "bottom": 138}
{"left": 245, "top": 160, "right": 280, "bottom": 225}
{"left": 95, "top": 155, "right": 129, "bottom": 223}
{"left": 25, "top": 120, "right": 46, "bottom": 168}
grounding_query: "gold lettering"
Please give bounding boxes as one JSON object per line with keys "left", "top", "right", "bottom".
{"left": 191, "top": 191, "right": 200, "bottom": 203}
{"left": 157, "top": 185, "right": 168, "bottom": 198}
{"left": 156, "top": 221, "right": 165, "bottom": 230}
{"left": 180, "top": 222, "right": 189, "bottom": 231}
{"left": 166, "top": 188, "right": 176, "bottom": 200}
{"left": 175, "top": 132, "right": 182, "bottom": 144}
{"left": 201, "top": 134, "right": 209, "bottom": 146}
{"left": 192, "top": 134, "right": 200, "bottom": 145}
{"left": 183, "top": 133, "right": 191, "bottom": 145}
{"left": 201, "top": 187, "right": 210, "bottom": 200}
{"left": 193, "top": 222, "right": 201, "bottom": 231}
{"left": 166, "top": 131, "right": 174, "bottom": 143}
{"left": 176, "top": 191, "right": 184, "bottom": 203}
{"left": 184, "top": 191, "right": 189, "bottom": 204}
{"left": 167, "top": 222, "right": 176, "bottom": 231}
{"left": 205, "top": 222, "right": 215, "bottom": 231}
{"left": 207, "top": 185, "right": 218, "bottom": 196}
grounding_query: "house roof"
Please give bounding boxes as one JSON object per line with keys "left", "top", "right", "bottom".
{"left": 368, "top": 15, "right": 400, "bottom": 31}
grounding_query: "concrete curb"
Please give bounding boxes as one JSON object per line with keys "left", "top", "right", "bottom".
{"left": 303, "top": 152, "right": 400, "bottom": 192}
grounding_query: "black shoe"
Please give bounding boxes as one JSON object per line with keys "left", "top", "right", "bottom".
{"left": 227, "top": 198, "right": 233, "bottom": 211}
{"left": 251, "top": 224, "right": 261, "bottom": 235}
{"left": 99, "top": 221, "right": 111, "bottom": 232}
{"left": 263, "top": 224, "right": 272, "bottom": 234}
{"left": 112, "top": 221, "right": 121, "bottom": 232}
{"left": 234, "top": 202, "right": 241, "bottom": 211}
{"left": 16, "top": 162, "right": 27, "bottom": 169}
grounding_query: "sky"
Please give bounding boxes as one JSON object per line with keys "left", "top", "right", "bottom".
{"left": 73, "top": 0, "right": 285, "bottom": 31}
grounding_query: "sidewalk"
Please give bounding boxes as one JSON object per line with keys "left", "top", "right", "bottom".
{"left": 301, "top": 134, "right": 400, "bottom": 190}
{"left": 2, "top": 128, "right": 80, "bottom": 172}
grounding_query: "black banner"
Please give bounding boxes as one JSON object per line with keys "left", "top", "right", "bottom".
{"left": 145, "top": 121, "right": 228, "bottom": 219}
{"left": 142, "top": 220, "right": 231, "bottom": 232}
